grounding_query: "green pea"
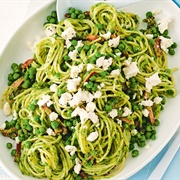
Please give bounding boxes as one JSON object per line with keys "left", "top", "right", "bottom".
{"left": 18, "top": 136, "right": 25, "bottom": 142}
{"left": 68, "top": 7, "right": 75, "bottom": 14}
{"left": 84, "top": 44, "right": 91, "bottom": 51}
{"left": 15, "top": 124, "right": 20, "bottom": 130}
{"left": 49, "top": 17, "right": 56, "bottom": 24}
{"left": 154, "top": 119, "right": 160, "bottom": 126}
{"left": 67, "top": 109, "right": 73, "bottom": 117}
{"left": 133, "top": 46, "right": 141, "bottom": 52}
{"left": 64, "top": 55, "right": 70, "bottom": 61}
{"left": 129, "top": 143, "right": 135, "bottom": 151}
{"left": 65, "top": 121, "right": 72, "bottom": 127}
{"left": 130, "top": 124, "right": 136, "bottom": 130}
{"left": 24, "top": 141, "right": 32, "bottom": 149}
{"left": 146, "top": 11, "right": 153, "bottom": 18}
{"left": 26, "top": 125, "right": 33, "bottom": 132}
{"left": 118, "top": 43, "right": 125, "bottom": 51}
{"left": 13, "top": 73, "right": 21, "bottom": 80}
{"left": 85, "top": 81, "right": 93, "bottom": 89}
{"left": 77, "top": 46, "right": 82, "bottom": 52}
{"left": 97, "top": 23, "right": 103, "bottom": 30}
{"left": 39, "top": 127, "right": 46, "bottom": 133}
{"left": 69, "top": 45, "right": 75, "bottom": 51}
{"left": 127, "top": 36, "right": 133, "bottom": 41}
{"left": 149, "top": 39, "right": 155, "bottom": 46}
{"left": 22, "top": 80, "right": 32, "bottom": 89}
{"left": 8, "top": 73, "right": 14, "bottom": 81}
{"left": 138, "top": 141, "right": 146, "bottom": 147}
{"left": 100, "top": 71, "right": 106, "bottom": 78}
{"left": 131, "top": 149, "right": 139, "bottom": 157}
{"left": 145, "top": 132, "right": 152, "bottom": 139}
{"left": 11, "top": 63, "right": 19, "bottom": 70}
{"left": 146, "top": 125, "right": 152, "bottom": 132}
{"left": 47, "top": 15, "right": 52, "bottom": 22}
{"left": 171, "top": 42, "right": 177, "bottom": 49}
{"left": 71, "top": 13, "right": 77, "bottom": 19}
{"left": 105, "top": 104, "right": 113, "bottom": 112}
{"left": 28, "top": 103, "right": 36, "bottom": 111}
{"left": 168, "top": 48, "right": 175, "bottom": 55}
{"left": 35, "top": 129, "right": 40, "bottom": 135}
{"left": 95, "top": 51, "right": 101, "bottom": 58}
{"left": 9, "top": 120, "right": 16, "bottom": 127}
{"left": 51, "top": 121, "right": 59, "bottom": 129}
{"left": 110, "top": 29, "right": 115, "bottom": 34}
{"left": 34, "top": 115, "right": 41, "bottom": 123}
{"left": 89, "top": 75, "right": 96, "bottom": 81}
{"left": 151, "top": 134, "right": 156, "bottom": 140}
{"left": 91, "top": 44, "right": 96, "bottom": 50}
{"left": 57, "top": 88, "right": 65, "bottom": 96}
{"left": 6, "top": 142, "right": 13, "bottom": 149}
{"left": 11, "top": 149, "right": 16, "bottom": 156}
{"left": 51, "top": 11, "right": 57, "bottom": 18}
{"left": 78, "top": 14, "right": 85, "bottom": 19}
{"left": 56, "top": 73, "right": 60, "bottom": 77}
{"left": 18, "top": 129, "right": 23, "bottom": 136}
{"left": 75, "top": 9, "right": 82, "bottom": 15}
{"left": 71, "top": 39, "right": 77, "bottom": 46}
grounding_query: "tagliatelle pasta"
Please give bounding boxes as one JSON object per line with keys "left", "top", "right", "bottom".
{"left": 0, "top": 2, "right": 177, "bottom": 180}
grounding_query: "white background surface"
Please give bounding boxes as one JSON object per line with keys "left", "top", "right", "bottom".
{"left": 0, "top": 0, "right": 179, "bottom": 179}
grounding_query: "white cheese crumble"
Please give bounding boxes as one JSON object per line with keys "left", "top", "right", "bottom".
{"left": 100, "top": 31, "right": 111, "bottom": 40}
{"left": 87, "top": 131, "right": 99, "bottom": 142}
{"left": 37, "top": 95, "right": 51, "bottom": 107}
{"left": 87, "top": 64, "right": 95, "bottom": 71}
{"left": 145, "top": 34, "right": 154, "bottom": 39}
{"left": 61, "top": 27, "right": 76, "bottom": 40}
{"left": 70, "top": 64, "right": 83, "bottom": 78}
{"left": 0, "top": 122, "right": 6, "bottom": 130}
{"left": 159, "top": 36, "right": 173, "bottom": 53}
{"left": 67, "top": 77, "right": 81, "bottom": 92}
{"left": 75, "top": 40, "right": 84, "bottom": 50}
{"left": 152, "top": 9, "right": 162, "bottom": 15}
{"left": 3, "top": 102, "right": 12, "bottom": 116}
{"left": 140, "top": 99, "right": 154, "bottom": 107}
{"left": 68, "top": 89, "right": 94, "bottom": 107}
{"left": 142, "top": 108, "right": 149, "bottom": 117}
{"left": 68, "top": 49, "right": 78, "bottom": 61}
{"left": 44, "top": 25, "right": 56, "bottom": 37}
{"left": 86, "top": 102, "right": 96, "bottom": 112}
{"left": 13, "top": 110, "right": 18, "bottom": 120}
{"left": 108, "top": 36, "right": 120, "bottom": 48}
{"left": 96, "top": 56, "right": 113, "bottom": 71}
{"left": 71, "top": 107, "right": 89, "bottom": 124}
{"left": 157, "top": 17, "right": 171, "bottom": 34}
{"left": 123, "top": 62, "right": 139, "bottom": 79}
{"left": 145, "top": 144, "right": 151, "bottom": 150}
{"left": 15, "top": 136, "right": 20, "bottom": 144}
{"left": 50, "top": 84, "right": 58, "bottom": 92}
{"left": 49, "top": 112, "right": 58, "bottom": 121}
{"left": 26, "top": 35, "right": 42, "bottom": 53}
{"left": 109, "top": 109, "right": 118, "bottom": 118}
{"left": 94, "top": 91, "right": 102, "bottom": 99}
{"left": 46, "top": 128, "right": 56, "bottom": 136}
{"left": 154, "top": 97, "right": 163, "bottom": 104}
{"left": 122, "top": 107, "right": 132, "bottom": 117}
{"left": 117, "top": 119, "right": 122, "bottom": 127}
{"left": 65, "top": 145, "right": 77, "bottom": 156}
{"left": 131, "top": 129, "right": 138, "bottom": 136}
{"left": 59, "top": 92, "right": 72, "bottom": 106}
{"left": 88, "top": 112, "right": 99, "bottom": 125}
{"left": 110, "top": 69, "right": 120, "bottom": 76}
{"left": 145, "top": 72, "right": 161, "bottom": 92}
{"left": 74, "top": 158, "right": 82, "bottom": 174}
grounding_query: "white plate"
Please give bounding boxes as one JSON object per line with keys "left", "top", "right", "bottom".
{"left": 0, "top": 0, "right": 180, "bottom": 179}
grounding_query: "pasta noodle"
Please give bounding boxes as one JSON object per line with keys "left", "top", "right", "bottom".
{"left": 0, "top": 2, "right": 177, "bottom": 180}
